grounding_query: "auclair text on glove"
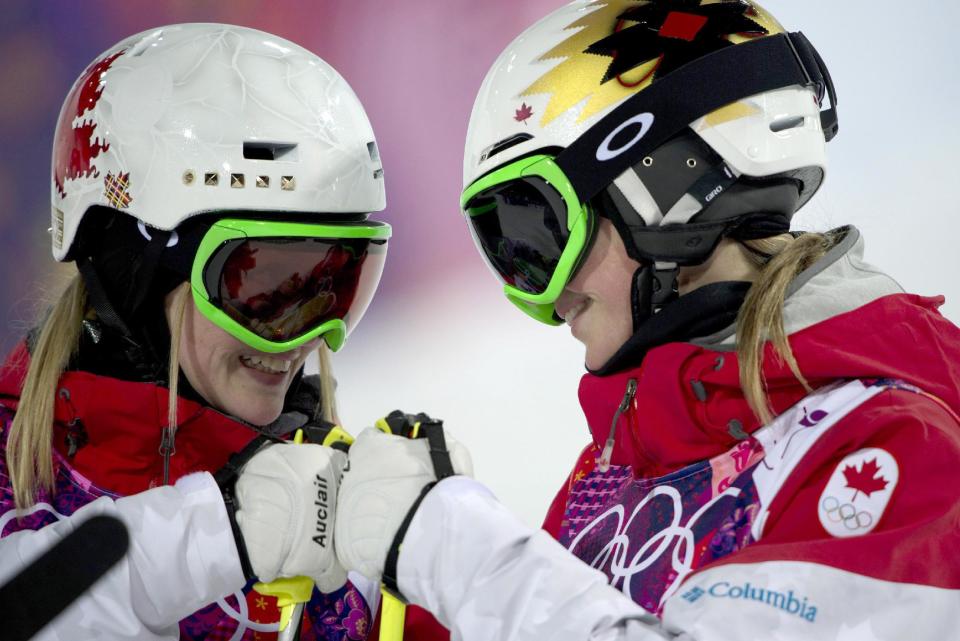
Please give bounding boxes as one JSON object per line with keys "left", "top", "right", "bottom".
{"left": 314, "top": 474, "right": 331, "bottom": 548}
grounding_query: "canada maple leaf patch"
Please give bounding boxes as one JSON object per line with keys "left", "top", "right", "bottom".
{"left": 514, "top": 102, "right": 534, "bottom": 124}
{"left": 842, "top": 457, "right": 889, "bottom": 501}
{"left": 818, "top": 447, "right": 899, "bottom": 538}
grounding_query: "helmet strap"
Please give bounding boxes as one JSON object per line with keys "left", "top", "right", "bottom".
{"left": 73, "top": 210, "right": 181, "bottom": 382}
{"left": 628, "top": 262, "right": 683, "bottom": 333}
{"left": 123, "top": 228, "right": 173, "bottom": 321}
{"left": 77, "top": 257, "right": 158, "bottom": 380}
{"left": 629, "top": 265, "right": 650, "bottom": 334}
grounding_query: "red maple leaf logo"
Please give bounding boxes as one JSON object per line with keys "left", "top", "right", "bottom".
{"left": 53, "top": 50, "right": 125, "bottom": 198}
{"left": 514, "top": 102, "right": 533, "bottom": 124}
{"left": 842, "top": 458, "right": 889, "bottom": 501}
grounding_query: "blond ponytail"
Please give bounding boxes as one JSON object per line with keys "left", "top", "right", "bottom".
{"left": 736, "top": 231, "right": 839, "bottom": 425}
{"left": 7, "top": 275, "right": 86, "bottom": 511}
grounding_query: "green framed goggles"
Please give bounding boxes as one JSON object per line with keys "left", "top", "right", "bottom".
{"left": 191, "top": 218, "right": 391, "bottom": 353}
{"left": 460, "top": 154, "right": 593, "bottom": 325}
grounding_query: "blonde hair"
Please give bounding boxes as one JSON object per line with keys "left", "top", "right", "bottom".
{"left": 316, "top": 341, "right": 339, "bottom": 424}
{"left": 736, "top": 231, "right": 839, "bottom": 425}
{"left": 163, "top": 283, "right": 190, "bottom": 465}
{"left": 8, "top": 278, "right": 339, "bottom": 510}
{"left": 7, "top": 274, "right": 86, "bottom": 510}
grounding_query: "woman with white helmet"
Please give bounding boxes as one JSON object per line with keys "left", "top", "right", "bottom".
{"left": 332, "top": 1, "right": 960, "bottom": 639}
{"left": 1, "top": 24, "right": 388, "bottom": 639}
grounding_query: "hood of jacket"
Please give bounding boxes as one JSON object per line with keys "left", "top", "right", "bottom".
{"left": 579, "top": 228, "right": 960, "bottom": 477}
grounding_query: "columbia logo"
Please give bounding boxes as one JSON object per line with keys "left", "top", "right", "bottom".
{"left": 682, "top": 587, "right": 705, "bottom": 603}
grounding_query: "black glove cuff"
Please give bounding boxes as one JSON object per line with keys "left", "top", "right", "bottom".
{"left": 222, "top": 488, "right": 256, "bottom": 582}
{"left": 382, "top": 481, "right": 438, "bottom": 602}
{"left": 382, "top": 416, "right": 457, "bottom": 602}
{"left": 214, "top": 434, "right": 273, "bottom": 583}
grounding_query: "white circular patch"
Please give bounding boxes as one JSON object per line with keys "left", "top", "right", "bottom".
{"left": 818, "top": 448, "right": 898, "bottom": 538}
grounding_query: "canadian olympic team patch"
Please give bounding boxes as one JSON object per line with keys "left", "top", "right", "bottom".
{"left": 818, "top": 448, "right": 898, "bottom": 538}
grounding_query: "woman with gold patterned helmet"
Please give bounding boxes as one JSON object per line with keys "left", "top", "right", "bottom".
{"left": 330, "top": 1, "right": 960, "bottom": 639}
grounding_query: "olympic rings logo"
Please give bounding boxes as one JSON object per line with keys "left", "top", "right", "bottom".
{"left": 820, "top": 496, "right": 873, "bottom": 531}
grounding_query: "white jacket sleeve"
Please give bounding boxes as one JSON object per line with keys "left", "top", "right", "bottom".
{"left": 0, "top": 472, "right": 246, "bottom": 640}
{"left": 397, "top": 476, "right": 675, "bottom": 641}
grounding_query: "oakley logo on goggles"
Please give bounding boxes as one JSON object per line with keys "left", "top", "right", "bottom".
{"left": 191, "top": 219, "right": 390, "bottom": 353}
{"left": 461, "top": 32, "right": 837, "bottom": 325}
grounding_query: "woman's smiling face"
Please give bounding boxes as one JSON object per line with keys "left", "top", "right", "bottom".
{"left": 166, "top": 285, "right": 320, "bottom": 425}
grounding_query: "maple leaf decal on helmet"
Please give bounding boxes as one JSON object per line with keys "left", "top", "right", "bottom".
{"left": 587, "top": 0, "right": 769, "bottom": 84}
{"left": 53, "top": 50, "right": 125, "bottom": 198}
{"left": 514, "top": 102, "right": 534, "bottom": 124}
{"left": 842, "top": 458, "right": 890, "bottom": 501}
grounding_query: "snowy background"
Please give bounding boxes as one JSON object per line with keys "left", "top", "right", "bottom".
{"left": 1, "top": 1, "right": 957, "bottom": 525}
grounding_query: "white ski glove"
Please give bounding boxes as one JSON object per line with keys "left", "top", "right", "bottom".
{"left": 233, "top": 442, "right": 347, "bottom": 593}
{"left": 335, "top": 419, "right": 473, "bottom": 585}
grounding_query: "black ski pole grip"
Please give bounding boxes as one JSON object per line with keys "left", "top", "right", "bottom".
{"left": 0, "top": 515, "right": 130, "bottom": 641}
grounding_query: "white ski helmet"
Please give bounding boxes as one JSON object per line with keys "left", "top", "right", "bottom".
{"left": 51, "top": 23, "right": 385, "bottom": 261}
{"left": 461, "top": 0, "right": 838, "bottom": 331}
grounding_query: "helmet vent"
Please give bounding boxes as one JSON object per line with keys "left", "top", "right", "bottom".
{"left": 367, "top": 142, "right": 383, "bottom": 179}
{"left": 769, "top": 116, "right": 805, "bottom": 133}
{"left": 480, "top": 133, "right": 534, "bottom": 163}
{"left": 243, "top": 142, "right": 299, "bottom": 161}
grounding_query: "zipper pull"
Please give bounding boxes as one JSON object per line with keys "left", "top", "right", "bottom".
{"left": 159, "top": 427, "right": 177, "bottom": 485}
{"left": 598, "top": 378, "right": 637, "bottom": 473}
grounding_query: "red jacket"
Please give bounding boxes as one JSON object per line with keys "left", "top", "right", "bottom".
{"left": 410, "top": 288, "right": 960, "bottom": 638}
{"left": 542, "top": 292, "right": 960, "bottom": 625}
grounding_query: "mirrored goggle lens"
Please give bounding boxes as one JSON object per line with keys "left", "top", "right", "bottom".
{"left": 206, "top": 237, "right": 387, "bottom": 343}
{"left": 463, "top": 177, "right": 570, "bottom": 296}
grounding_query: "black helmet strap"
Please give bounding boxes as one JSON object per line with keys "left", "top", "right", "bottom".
{"left": 77, "top": 256, "right": 159, "bottom": 380}
{"left": 555, "top": 32, "right": 837, "bottom": 206}
{"left": 74, "top": 210, "right": 176, "bottom": 381}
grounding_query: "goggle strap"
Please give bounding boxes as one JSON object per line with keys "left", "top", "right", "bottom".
{"left": 789, "top": 32, "right": 839, "bottom": 141}
{"left": 555, "top": 32, "right": 835, "bottom": 205}
{"left": 77, "top": 257, "right": 135, "bottom": 340}
{"left": 124, "top": 228, "right": 172, "bottom": 317}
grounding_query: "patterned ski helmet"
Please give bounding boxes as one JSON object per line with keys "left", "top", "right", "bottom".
{"left": 461, "top": 0, "right": 837, "bottom": 329}
{"left": 52, "top": 23, "right": 385, "bottom": 261}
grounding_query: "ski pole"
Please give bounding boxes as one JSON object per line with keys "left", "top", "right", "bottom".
{"left": 255, "top": 576, "right": 313, "bottom": 641}
{"left": 379, "top": 590, "right": 406, "bottom": 641}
